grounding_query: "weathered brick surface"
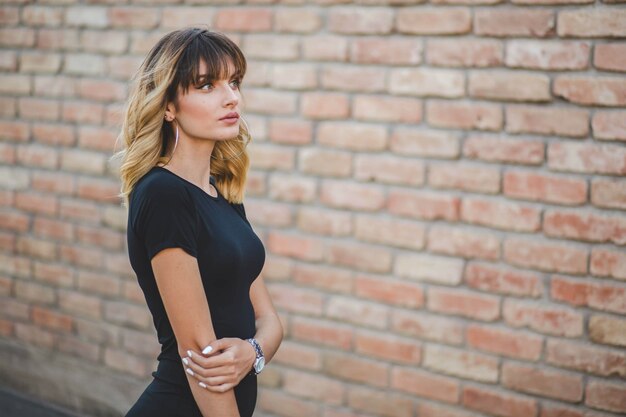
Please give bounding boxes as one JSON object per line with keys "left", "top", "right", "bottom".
{"left": 1, "top": 2, "right": 625, "bottom": 417}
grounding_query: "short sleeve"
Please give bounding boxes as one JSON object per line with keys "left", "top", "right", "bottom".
{"left": 133, "top": 180, "right": 199, "bottom": 261}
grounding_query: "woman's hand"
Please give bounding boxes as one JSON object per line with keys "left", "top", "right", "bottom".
{"left": 182, "top": 338, "right": 257, "bottom": 393}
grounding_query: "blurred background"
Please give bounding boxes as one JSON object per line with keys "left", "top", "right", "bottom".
{"left": 0, "top": 1, "right": 625, "bottom": 417}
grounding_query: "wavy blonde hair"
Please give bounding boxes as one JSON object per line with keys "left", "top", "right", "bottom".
{"left": 112, "top": 27, "right": 250, "bottom": 208}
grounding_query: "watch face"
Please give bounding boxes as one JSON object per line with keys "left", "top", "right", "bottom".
{"left": 255, "top": 357, "right": 265, "bottom": 372}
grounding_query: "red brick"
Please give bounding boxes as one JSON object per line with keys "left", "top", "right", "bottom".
{"left": 0, "top": 74, "right": 31, "bottom": 95}
{"left": 272, "top": 340, "right": 322, "bottom": 371}
{"left": 354, "top": 274, "right": 424, "bottom": 309}
{"left": 108, "top": 55, "right": 144, "bottom": 80}
{"left": 32, "top": 170, "right": 75, "bottom": 194}
{"left": 77, "top": 78, "right": 126, "bottom": 102}
{"left": 388, "top": 189, "right": 460, "bottom": 221}
{"left": 34, "top": 75, "right": 75, "bottom": 98}
{"left": 15, "top": 279, "right": 56, "bottom": 304}
{"left": 391, "top": 128, "right": 460, "bottom": 158}
{"left": 258, "top": 389, "right": 319, "bottom": 417}
{"left": 245, "top": 200, "right": 292, "bottom": 228}
{"left": 462, "top": 385, "right": 537, "bottom": 417}
{"left": 554, "top": 75, "right": 626, "bottom": 106}
{"left": 506, "top": 105, "right": 588, "bottom": 137}
{"left": 469, "top": 71, "right": 550, "bottom": 101}
{"left": 540, "top": 403, "right": 584, "bottom": 417}
{"left": 23, "top": 6, "right": 63, "bottom": 26}
{"left": 323, "top": 351, "right": 389, "bottom": 388}
{"left": 274, "top": 8, "right": 321, "bottom": 33}
{"left": 351, "top": 37, "right": 422, "bottom": 65}
{"left": 544, "top": 209, "right": 626, "bottom": 245}
{"left": 268, "top": 174, "right": 316, "bottom": 203}
{"left": 268, "top": 118, "right": 312, "bottom": 145}
{"left": 1, "top": 297, "right": 29, "bottom": 320}
{"left": 427, "top": 38, "right": 502, "bottom": 67}
{"left": 502, "top": 362, "right": 582, "bottom": 401}
{"left": 355, "top": 331, "right": 422, "bottom": 364}
{"left": 546, "top": 339, "right": 626, "bottom": 378}
{"left": 390, "top": 68, "right": 464, "bottom": 98}
{"left": 215, "top": 8, "right": 272, "bottom": 32}
{"left": 33, "top": 217, "right": 73, "bottom": 242}
{"left": 321, "top": 65, "right": 386, "bottom": 93}
{"left": 249, "top": 144, "right": 294, "bottom": 171}
{"left": 302, "top": 35, "right": 348, "bottom": 62}
{"left": 0, "top": 121, "right": 30, "bottom": 142}
{"left": 592, "top": 110, "right": 626, "bottom": 141}
{"left": 267, "top": 231, "right": 324, "bottom": 262}
{"left": 475, "top": 9, "right": 555, "bottom": 37}
{"left": 558, "top": 9, "right": 626, "bottom": 37}
{"left": 354, "top": 154, "right": 424, "bottom": 186}
{"left": 300, "top": 92, "right": 349, "bottom": 119}
{"left": 504, "top": 237, "right": 587, "bottom": 274}
{"left": 59, "top": 198, "right": 101, "bottom": 224}
{"left": 503, "top": 299, "right": 583, "bottom": 337}
{"left": 391, "top": 367, "right": 459, "bottom": 403}
{"left": 429, "top": 162, "right": 500, "bottom": 193}
{"left": 15, "top": 323, "right": 55, "bottom": 349}
{"left": 0, "top": 51, "right": 17, "bottom": 71}
{"left": 594, "top": 43, "right": 626, "bottom": 72}
{"left": 79, "top": 126, "right": 118, "bottom": 152}
{"left": 15, "top": 191, "right": 58, "bottom": 216}
{"left": 291, "top": 316, "right": 353, "bottom": 350}
{"left": 428, "top": 344, "right": 499, "bottom": 382}
{"left": 32, "top": 306, "right": 73, "bottom": 333}
{"left": 320, "top": 180, "right": 385, "bottom": 211}
{"left": 548, "top": 142, "right": 626, "bottom": 175}
{"left": 271, "top": 63, "right": 317, "bottom": 90}
{"left": 428, "top": 100, "right": 502, "bottom": 131}
{"left": 104, "top": 348, "right": 148, "bottom": 378}
{"left": 465, "top": 262, "right": 543, "bottom": 298}
{"left": 551, "top": 275, "right": 626, "bottom": 314}
{"left": 464, "top": 134, "right": 544, "bottom": 165}
{"left": 269, "top": 283, "right": 323, "bottom": 316}
{"left": 16, "top": 144, "right": 59, "bottom": 170}
{"left": 589, "top": 314, "right": 626, "bottom": 347}
{"left": 296, "top": 207, "right": 351, "bottom": 237}
{"left": 328, "top": 7, "right": 393, "bottom": 34}
{"left": 428, "top": 225, "right": 499, "bottom": 261}
{"left": 353, "top": 95, "right": 422, "bottom": 123}
{"left": 396, "top": 252, "right": 464, "bottom": 285}
{"left": 326, "top": 241, "right": 392, "bottom": 274}
{"left": 417, "top": 403, "right": 484, "bottom": 417}
{"left": 65, "top": 6, "right": 108, "bottom": 28}
{"left": 0, "top": 28, "right": 35, "bottom": 47}
{"left": 428, "top": 287, "right": 500, "bottom": 321}
{"left": 104, "top": 300, "right": 151, "bottom": 329}
{"left": 355, "top": 214, "right": 425, "bottom": 250}
{"left": 504, "top": 170, "right": 587, "bottom": 205}
{"left": 36, "top": 28, "right": 79, "bottom": 50}
{"left": 391, "top": 309, "right": 463, "bottom": 345}
{"left": 293, "top": 263, "right": 352, "bottom": 294}
{"left": 243, "top": 35, "right": 299, "bottom": 61}
{"left": 283, "top": 369, "right": 344, "bottom": 405}
{"left": 585, "top": 380, "right": 626, "bottom": 413}
{"left": 591, "top": 247, "right": 626, "bottom": 281}
{"left": 80, "top": 30, "right": 128, "bottom": 54}
{"left": 121, "top": 328, "right": 160, "bottom": 358}
{"left": 299, "top": 148, "right": 352, "bottom": 177}
{"left": 243, "top": 89, "right": 297, "bottom": 114}
{"left": 325, "top": 295, "right": 389, "bottom": 329}
{"left": 57, "top": 334, "right": 100, "bottom": 362}
{"left": 397, "top": 7, "right": 471, "bottom": 35}
{"left": 348, "top": 385, "right": 413, "bottom": 417}
{"left": 462, "top": 198, "right": 541, "bottom": 232}
{"left": 318, "top": 121, "right": 387, "bottom": 151}
{"left": 19, "top": 51, "right": 62, "bottom": 73}
{"left": 77, "top": 270, "right": 121, "bottom": 297}
{"left": 109, "top": 7, "right": 160, "bottom": 29}
{"left": 467, "top": 324, "right": 543, "bottom": 360}
{"left": 59, "top": 243, "right": 104, "bottom": 268}
{"left": 18, "top": 97, "right": 60, "bottom": 121}
{"left": 33, "top": 261, "right": 73, "bottom": 287}
{"left": 0, "top": 6, "right": 19, "bottom": 25}
{"left": 506, "top": 40, "right": 590, "bottom": 70}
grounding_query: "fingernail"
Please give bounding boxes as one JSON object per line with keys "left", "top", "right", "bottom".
{"left": 182, "top": 358, "right": 189, "bottom": 366}
{"left": 186, "top": 368, "right": 194, "bottom": 376}
{"left": 187, "top": 350, "right": 193, "bottom": 357}
{"left": 199, "top": 382, "right": 207, "bottom": 389}
{"left": 202, "top": 345, "right": 213, "bottom": 355}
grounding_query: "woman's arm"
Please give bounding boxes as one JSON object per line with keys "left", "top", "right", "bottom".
{"left": 183, "top": 275, "right": 284, "bottom": 392}
{"left": 151, "top": 247, "right": 240, "bottom": 417}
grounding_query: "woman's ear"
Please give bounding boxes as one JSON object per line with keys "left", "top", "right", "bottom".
{"left": 164, "top": 103, "right": 176, "bottom": 122}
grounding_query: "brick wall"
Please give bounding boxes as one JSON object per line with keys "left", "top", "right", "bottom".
{"left": 1, "top": 1, "right": 625, "bottom": 417}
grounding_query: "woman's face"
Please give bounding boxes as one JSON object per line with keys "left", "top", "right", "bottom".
{"left": 166, "top": 59, "right": 242, "bottom": 143}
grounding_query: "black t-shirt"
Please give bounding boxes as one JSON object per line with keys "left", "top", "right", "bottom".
{"left": 126, "top": 166, "right": 265, "bottom": 417}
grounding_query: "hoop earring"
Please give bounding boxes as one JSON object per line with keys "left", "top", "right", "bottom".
{"left": 163, "top": 122, "right": 178, "bottom": 166}
{"left": 210, "top": 116, "right": 251, "bottom": 161}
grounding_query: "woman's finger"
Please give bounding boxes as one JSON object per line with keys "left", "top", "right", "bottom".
{"left": 199, "top": 380, "right": 235, "bottom": 393}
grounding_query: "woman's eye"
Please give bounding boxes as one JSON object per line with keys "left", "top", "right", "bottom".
{"left": 230, "top": 79, "right": 241, "bottom": 89}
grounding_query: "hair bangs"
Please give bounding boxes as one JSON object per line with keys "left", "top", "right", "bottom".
{"left": 171, "top": 31, "right": 247, "bottom": 99}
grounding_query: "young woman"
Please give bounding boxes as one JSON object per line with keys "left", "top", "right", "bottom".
{"left": 114, "top": 27, "right": 283, "bottom": 417}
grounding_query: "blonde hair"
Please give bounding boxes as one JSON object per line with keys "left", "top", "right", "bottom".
{"left": 111, "top": 27, "right": 250, "bottom": 208}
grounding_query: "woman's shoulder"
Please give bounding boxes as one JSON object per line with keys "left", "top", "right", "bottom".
{"left": 131, "top": 166, "right": 191, "bottom": 204}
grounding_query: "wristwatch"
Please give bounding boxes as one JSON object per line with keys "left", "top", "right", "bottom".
{"left": 245, "top": 338, "right": 265, "bottom": 375}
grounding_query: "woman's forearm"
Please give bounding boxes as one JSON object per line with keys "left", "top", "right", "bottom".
{"left": 186, "top": 370, "right": 240, "bottom": 417}
{"left": 253, "top": 313, "right": 284, "bottom": 364}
